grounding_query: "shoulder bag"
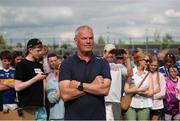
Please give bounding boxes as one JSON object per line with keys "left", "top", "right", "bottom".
{"left": 120, "top": 72, "right": 150, "bottom": 112}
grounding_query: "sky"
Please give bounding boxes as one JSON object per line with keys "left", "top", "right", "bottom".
{"left": 0, "top": 0, "right": 179, "bottom": 45}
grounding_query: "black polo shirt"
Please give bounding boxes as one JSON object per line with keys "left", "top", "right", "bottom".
{"left": 59, "top": 53, "right": 111, "bottom": 120}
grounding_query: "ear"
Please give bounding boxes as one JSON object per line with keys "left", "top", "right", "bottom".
{"left": 103, "top": 50, "right": 108, "bottom": 58}
{"left": 74, "top": 37, "right": 78, "bottom": 45}
{"left": 28, "top": 48, "right": 33, "bottom": 53}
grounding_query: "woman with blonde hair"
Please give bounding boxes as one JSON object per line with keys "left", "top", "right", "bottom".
{"left": 148, "top": 55, "right": 166, "bottom": 121}
{"left": 124, "top": 52, "right": 154, "bottom": 120}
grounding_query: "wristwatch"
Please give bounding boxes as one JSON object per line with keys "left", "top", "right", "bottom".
{"left": 78, "top": 82, "right": 83, "bottom": 91}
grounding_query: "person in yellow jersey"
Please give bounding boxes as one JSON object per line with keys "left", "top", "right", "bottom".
{"left": 0, "top": 50, "right": 18, "bottom": 120}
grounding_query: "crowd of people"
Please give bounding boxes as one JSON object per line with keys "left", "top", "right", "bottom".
{"left": 0, "top": 25, "right": 179, "bottom": 121}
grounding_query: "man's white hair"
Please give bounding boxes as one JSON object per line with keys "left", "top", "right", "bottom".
{"left": 75, "top": 25, "right": 93, "bottom": 37}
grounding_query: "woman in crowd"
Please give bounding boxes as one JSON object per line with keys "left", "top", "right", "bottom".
{"left": 148, "top": 55, "right": 166, "bottom": 121}
{"left": 159, "top": 53, "right": 176, "bottom": 77}
{"left": 124, "top": 52, "right": 153, "bottom": 120}
{"left": 164, "top": 65, "right": 180, "bottom": 121}
{"left": 11, "top": 51, "right": 23, "bottom": 69}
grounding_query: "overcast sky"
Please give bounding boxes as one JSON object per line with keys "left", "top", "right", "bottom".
{"left": 0, "top": 0, "right": 179, "bottom": 45}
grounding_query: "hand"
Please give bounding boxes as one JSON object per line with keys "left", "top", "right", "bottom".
{"left": 138, "top": 86, "right": 148, "bottom": 92}
{"left": 33, "top": 73, "right": 47, "bottom": 81}
{"left": 123, "top": 49, "right": 129, "bottom": 59}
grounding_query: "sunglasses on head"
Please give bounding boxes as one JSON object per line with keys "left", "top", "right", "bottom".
{"left": 166, "top": 54, "right": 175, "bottom": 58}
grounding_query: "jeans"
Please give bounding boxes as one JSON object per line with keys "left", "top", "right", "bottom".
{"left": 35, "top": 107, "right": 47, "bottom": 121}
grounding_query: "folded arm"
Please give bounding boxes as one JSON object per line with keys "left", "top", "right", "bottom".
{"left": 59, "top": 80, "right": 85, "bottom": 102}
{"left": 83, "top": 75, "right": 111, "bottom": 96}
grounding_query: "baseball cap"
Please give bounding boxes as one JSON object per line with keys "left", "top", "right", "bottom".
{"left": 27, "top": 38, "right": 42, "bottom": 49}
{"left": 104, "top": 44, "right": 116, "bottom": 53}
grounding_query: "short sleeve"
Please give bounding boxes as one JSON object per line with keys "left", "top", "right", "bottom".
{"left": 118, "top": 64, "right": 127, "bottom": 75}
{"left": 59, "top": 59, "right": 72, "bottom": 82}
{"left": 14, "top": 62, "right": 24, "bottom": 81}
{"left": 101, "top": 59, "right": 111, "bottom": 80}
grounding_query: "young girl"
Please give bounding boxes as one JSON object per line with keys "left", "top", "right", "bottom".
{"left": 164, "top": 65, "right": 180, "bottom": 121}
{"left": 149, "top": 55, "right": 166, "bottom": 121}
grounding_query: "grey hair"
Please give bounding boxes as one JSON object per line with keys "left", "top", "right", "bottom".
{"left": 75, "top": 25, "right": 93, "bottom": 37}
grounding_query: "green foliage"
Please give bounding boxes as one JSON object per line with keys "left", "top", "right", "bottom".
{"left": 61, "top": 43, "right": 71, "bottom": 50}
{"left": 0, "top": 35, "right": 6, "bottom": 48}
{"left": 97, "top": 35, "right": 105, "bottom": 45}
{"left": 16, "top": 42, "right": 23, "bottom": 48}
{"left": 162, "top": 34, "right": 174, "bottom": 48}
{"left": 162, "top": 34, "right": 174, "bottom": 44}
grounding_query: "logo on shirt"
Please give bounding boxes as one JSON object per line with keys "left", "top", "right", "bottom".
{"left": 34, "top": 68, "right": 42, "bottom": 74}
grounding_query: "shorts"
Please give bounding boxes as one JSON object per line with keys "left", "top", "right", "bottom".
{"left": 150, "top": 109, "right": 163, "bottom": 116}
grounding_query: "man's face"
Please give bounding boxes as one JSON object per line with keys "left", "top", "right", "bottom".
{"left": 1, "top": 59, "right": 11, "bottom": 69}
{"left": 75, "top": 28, "right": 94, "bottom": 53}
{"left": 48, "top": 56, "right": 59, "bottom": 70}
{"left": 106, "top": 52, "right": 116, "bottom": 63}
{"left": 29, "top": 47, "right": 43, "bottom": 60}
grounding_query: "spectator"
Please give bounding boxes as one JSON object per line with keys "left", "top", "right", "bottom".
{"left": 46, "top": 53, "right": 64, "bottom": 120}
{"left": 157, "top": 49, "right": 169, "bottom": 67}
{"left": 148, "top": 55, "right": 166, "bottom": 121}
{"left": 63, "top": 52, "right": 71, "bottom": 60}
{"left": 41, "top": 45, "right": 51, "bottom": 74}
{"left": 59, "top": 25, "right": 111, "bottom": 120}
{"left": 164, "top": 65, "right": 180, "bottom": 121}
{"left": 103, "top": 45, "right": 132, "bottom": 120}
{"left": 159, "top": 53, "right": 177, "bottom": 77}
{"left": 124, "top": 52, "right": 153, "bottom": 120}
{"left": 115, "top": 49, "right": 126, "bottom": 65}
{"left": 0, "top": 50, "right": 17, "bottom": 119}
{"left": 14, "top": 38, "right": 47, "bottom": 120}
{"left": 11, "top": 51, "right": 23, "bottom": 69}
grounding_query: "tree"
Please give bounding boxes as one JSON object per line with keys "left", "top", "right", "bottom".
{"left": 154, "top": 30, "right": 161, "bottom": 43}
{"left": 16, "top": 42, "right": 23, "bottom": 48}
{"left": 162, "top": 33, "right": 174, "bottom": 48}
{"left": 97, "top": 35, "right": 105, "bottom": 45}
{"left": 61, "top": 43, "right": 71, "bottom": 50}
{"left": 0, "top": 35, "right": 6, "bottom": 49}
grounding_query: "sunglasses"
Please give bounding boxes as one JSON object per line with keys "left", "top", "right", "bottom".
{"left": 142, "top": 59, "right": 150, "bottom": 63}
{"left": 116, "top": 57, "right": 124, "bottom": 59}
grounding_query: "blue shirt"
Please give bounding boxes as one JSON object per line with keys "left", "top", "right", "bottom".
{"left": 46, "top": 72, "right": 64, "bottom": 119}
{"left": 59, "top": 53, "right": 111, "bottom": 120}
{"left": 0, "top": 68, "right": 16, "bottom": 104}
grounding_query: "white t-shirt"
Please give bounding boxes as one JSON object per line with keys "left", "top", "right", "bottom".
{"left": 105, "top": 63, "right": 127, "bottom": 103}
